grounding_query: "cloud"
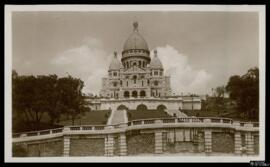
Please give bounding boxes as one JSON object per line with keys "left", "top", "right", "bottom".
{"left": 152, "top": 45, "right": 212, "bottom": 95}
{"left": 51, "top": 37, "right": 110, "bottom": 94}
{"left": 52, "top": 40, "right": 212, "bottom": 95}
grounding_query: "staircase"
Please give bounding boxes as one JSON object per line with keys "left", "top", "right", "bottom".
{"left": 107, "top": 109, "right": 128, "bottom": 125}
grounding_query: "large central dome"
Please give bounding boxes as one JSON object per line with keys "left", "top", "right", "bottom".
{"left": 123, "top": 21, "right": 149, "bottom": 51}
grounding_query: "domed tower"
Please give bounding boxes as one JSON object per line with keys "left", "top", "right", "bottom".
{"left": 108, "top": 51, "right": 122, "bottom": 78}
{"left": 149, "top": 50, "right": 164, "bottom": 77}
{"left": 122, "top": 21, "right": 151, "bottom": 69}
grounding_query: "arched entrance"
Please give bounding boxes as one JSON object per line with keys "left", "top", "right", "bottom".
{"left": 124, "top": 91, "right": 130, "bottom": 98}
{"left": 117, "top": 105, "right": 129, "bottom": 111}
{"left": 132, "top": 91, "right": 138, "bottom": 98}
{"left": 157, "top": 105, "right": 167, "bottom": 111}
{"left": 140, "top": 90, "right": 146, "bottom": 98}
{"left": 137, "top": 104, "right": 148, "bottom": 111}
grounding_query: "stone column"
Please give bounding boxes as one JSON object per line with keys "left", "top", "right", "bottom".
{"left": 63, "top": 136, "right": 70, "bottom": 157}
{"left": 155, "top": 131, "right": 163, "bottom": 154}
{"left": 197, "top": 131, "right": 204, "bottom": 153}
{"left": 245, "top": 132, "right": 255, "bottom": 155}
{"left": 204, "top": 129, "right": 212, "bottom": 155}
{"left": 105, "top": 135, "right": 114, "bottom": 156}
{"left": 119, "top": 133, "right": 127, "bottom": 156}
{"left": 234, "top": 131, "right": 242, "bottom": 155}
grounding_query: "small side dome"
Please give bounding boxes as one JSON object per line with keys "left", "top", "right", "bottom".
{"left": 109, "top": 51, "right": 122, "bottom": 70}
{"left": 149, "top": 50, "right": 163, "bottom": 69}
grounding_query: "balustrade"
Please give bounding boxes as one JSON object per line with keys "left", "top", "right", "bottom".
{"left": 144, "top": 119, "right": 155, "bottom": 124}
{"left": 132, "top": 120, "right": 142, "bottom": 125}
{"left": 162, "top": 118, "right": 176, "bottom": 123}
{"left": 27, "top": 132, "right": 38, "bottom": 136}
{"left": 39, "top": 130, "right": 50, "bottom": 135}
{"left": 12, "top": 117, "right": 259, "bottom": 141}
{"left": 52, "top": 128, "right": 63, "bottom": 133}
{"left": 82, "top": 126, "right": 93, "bottom": 130}
{"left": 94, "top": 126, "right": 105, "bottom": 130}
{"left": 70, "top": 127, "right": 80, "bottom": 131}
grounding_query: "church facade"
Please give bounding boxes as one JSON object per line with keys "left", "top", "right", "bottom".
{"left": 100, "top": 21, "right": 171, "bottom": 99}
{"left": 88, "top": 22, "right": 201, "bottom": 115}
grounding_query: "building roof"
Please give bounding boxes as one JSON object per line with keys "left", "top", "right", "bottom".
{"left": 123, "top": 21, "right": 149, "bottom": 51}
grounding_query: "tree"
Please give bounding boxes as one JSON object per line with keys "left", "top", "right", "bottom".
{"left": 12, "top": 73, "right": 88, "bottom": 131}
{"left": 226, "top": 67, "right": 259, "bottom": 120}
{"left": 13, "top": 75, "right": 45, "bottom": 130}
{"left": 57, "top": 76, "right": 88, "bottom": 125}
{"left": 213, "top": 86, "right": 226, "bottom": 115}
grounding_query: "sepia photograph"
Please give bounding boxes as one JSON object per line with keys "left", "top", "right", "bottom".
{"left": 4, "top": 5, "right": 266, "bottom": 162}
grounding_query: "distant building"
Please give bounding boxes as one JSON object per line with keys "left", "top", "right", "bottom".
{"left": 87, "top": 22, "right": 201, "bottom": 115}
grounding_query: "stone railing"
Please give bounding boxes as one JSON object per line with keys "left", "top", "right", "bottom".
{"left": 12, "top": 117, "right": 259, "bottom": 142}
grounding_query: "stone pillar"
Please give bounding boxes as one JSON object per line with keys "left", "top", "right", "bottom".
{"left": 105, "top": 135, "right": 114, "bottom": 156}
{"left": 204, "top": 129, "right": 212, "bottom": 155}
{"left": 63, "top": 136, "right": 70, "bottom": 157}
{"left": 234, "top": 131, "right": 242, "bottom": 155}
{"left": 196, "top": 131, "right": 204, "bottom": 153}
{"left": 155, "top": 131, "right": 163, "bottom": 154}
{"left": 119, "top": 133, "right": 127, "bottom": 156}
{"left": 245, "top": 132, "right": 255, "bottom": 155}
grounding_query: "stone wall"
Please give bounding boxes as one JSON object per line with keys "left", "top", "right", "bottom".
{"left": 212, "top": 132, "right": 234, "bottom": 153}
{"left": 70, "top": 138, "right": 104, "bottom": 156}
{"left": 254, "top": 135, "right": 259, "bottom": 154}
{"left": 26, "top": 140, "right": 63, "bottom": 157}
{"left": 163, "top": 141, "right": 196, "bottom": 153}
{"left": 127, "top": 132, "right": 154, "bottom": 155}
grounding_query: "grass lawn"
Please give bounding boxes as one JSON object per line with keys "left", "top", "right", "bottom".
{"left": 58, "top": 110, "right": 111, "bottom": 126}
{"left": 128, "top": 109, "right": 172, "bottom": 121}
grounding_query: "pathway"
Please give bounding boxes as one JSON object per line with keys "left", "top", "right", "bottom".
{"left": 107, "top": 109, "right": 128, "bottom": 125}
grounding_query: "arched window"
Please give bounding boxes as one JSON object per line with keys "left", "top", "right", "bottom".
{"left": 124, "top": 91, "right": 130, "bottom": 98}
{"left": 137, "top": 104, "right": 148, "bottom": 111}
{"left": 154, "top": 81, "right": 158, "bottom": 86}
{"left": 117, "top": 105, "right": 129, "bottom": 110}
{"left": 139, "top": 61, "right": 141, "bottom": 67}
{"left": 132, "top": 91, "right": 138, "bottom": 98}
{"left": 133, "top": 75, "right": 137, "bottom": 84}
{"left": 157, "top": 105, "right": 167, "bottom": 111}
{"left": 140, "top": 90, "right": 146, "bottom": 97}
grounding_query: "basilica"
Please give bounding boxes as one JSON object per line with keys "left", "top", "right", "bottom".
{"left": 100, "top": 21, "right": 171, "bottom": 99}
{"left": 88, "top": 21, "right": 201, "bottom": 115}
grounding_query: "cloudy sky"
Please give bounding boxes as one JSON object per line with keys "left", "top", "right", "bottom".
{"left": 12, "top": 11, "right": 259, "bottom": 95}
